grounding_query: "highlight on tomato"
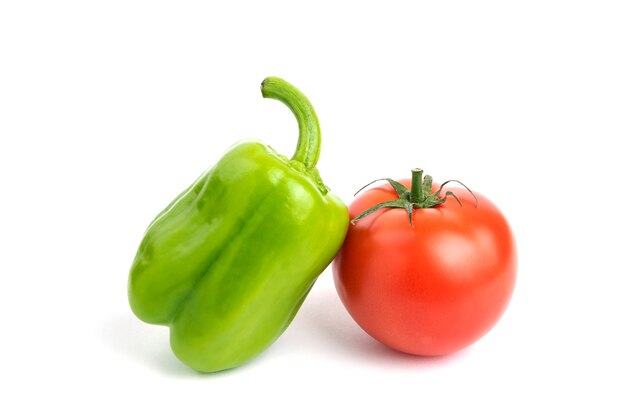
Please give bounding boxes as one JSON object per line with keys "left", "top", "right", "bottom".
{"left": 332, "top": 168, "right": 517, "bottom": 356}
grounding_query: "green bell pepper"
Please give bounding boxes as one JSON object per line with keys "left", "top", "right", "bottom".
{"left": 128, "top": 77, "right": 348, "bottom": 373}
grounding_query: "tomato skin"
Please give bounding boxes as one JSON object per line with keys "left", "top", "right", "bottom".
{"left": 333, "top": 179, "right": 517, "bottom": 356}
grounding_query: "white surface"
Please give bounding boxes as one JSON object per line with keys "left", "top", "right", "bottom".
{"left": 1, "top": 1, "right": 625, "bottom": 416}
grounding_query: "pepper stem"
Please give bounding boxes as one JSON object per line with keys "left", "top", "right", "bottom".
{"left": 260, "top": 77, "right": 321, "bottom": 169}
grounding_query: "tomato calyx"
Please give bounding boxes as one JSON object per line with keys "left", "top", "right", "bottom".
{"left": 351, "top": 168, "right": 478, "bottom": 226}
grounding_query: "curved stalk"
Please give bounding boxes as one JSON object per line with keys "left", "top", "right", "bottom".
{"left": 261, "top": 77, "right": 321, "bottom": 169}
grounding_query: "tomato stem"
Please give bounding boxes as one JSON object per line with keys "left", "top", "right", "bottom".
{"left": 411, "top": 168, "right": 424, "bottom": 204}
{"left": 351, "top": 169, "right": 479, "bottom": 226}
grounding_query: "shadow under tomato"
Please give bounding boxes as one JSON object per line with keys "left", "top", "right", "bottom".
{"left": 296, "top": 285, "right": 470, "bottom": 368}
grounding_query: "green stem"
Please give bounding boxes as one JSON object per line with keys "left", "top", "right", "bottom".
{"left": 351, "top": 168, "right": 478, "bottom": 225}
{"left": 410, "top": 168, "right": 424, "bottom": 204}
{"left": 260, "top": 77, "right": 321, "bottom": 169}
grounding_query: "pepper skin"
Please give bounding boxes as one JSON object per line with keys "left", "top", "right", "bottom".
{"left": 128, "top": 77, "right": 348, "bottom": 372}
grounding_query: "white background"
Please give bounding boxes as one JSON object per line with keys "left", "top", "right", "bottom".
{"left": 1, "top": 1, "right": 625, "bottom": 416}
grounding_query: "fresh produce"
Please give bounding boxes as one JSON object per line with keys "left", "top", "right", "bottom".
{"left": 128, "top": 77, "right": 348, "bottom": 372}
{"left": 333, "top": 169, "right": 516, "bottom": 356}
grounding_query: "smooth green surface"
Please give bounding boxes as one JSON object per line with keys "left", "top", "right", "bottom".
{"left": 128, "top": 78, "right": 348, "bottom": 372}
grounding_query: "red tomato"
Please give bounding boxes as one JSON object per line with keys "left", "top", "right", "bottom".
{"left": 333, "top": 177, "right": 517, "bottom": 356}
